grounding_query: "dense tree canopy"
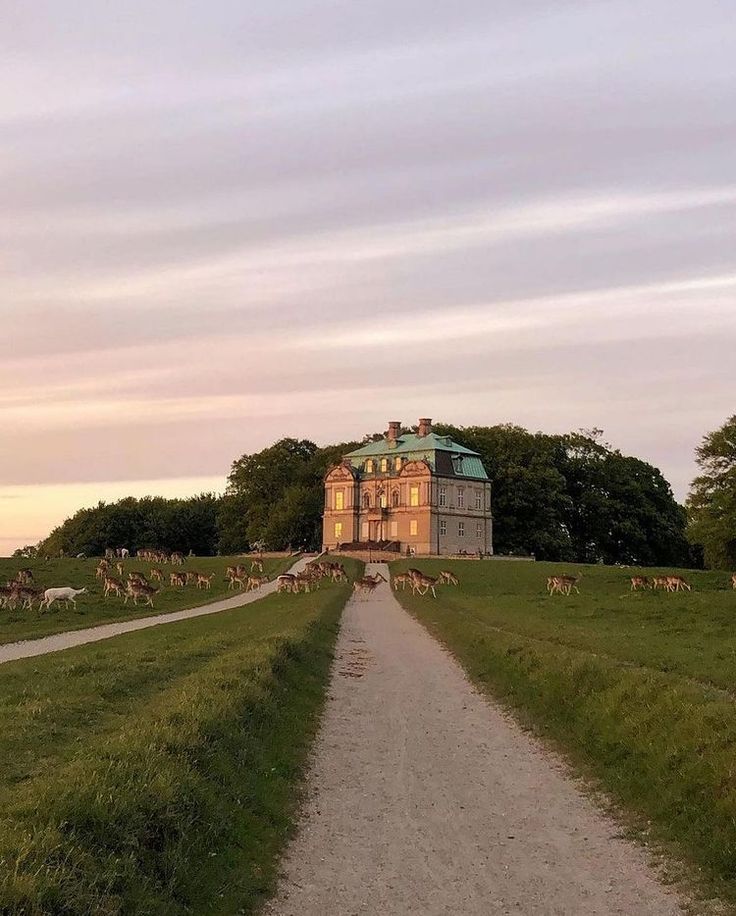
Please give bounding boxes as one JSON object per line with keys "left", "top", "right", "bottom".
{"left": 37, "top": 494, "right": 220, "bottom": 557}
{"left": 687, "top": 415, "right": 736, "bottom": 569}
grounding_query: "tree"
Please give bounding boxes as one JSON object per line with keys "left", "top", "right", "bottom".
{"left": 687, "top": 415, "right": 736, "bottom": 569}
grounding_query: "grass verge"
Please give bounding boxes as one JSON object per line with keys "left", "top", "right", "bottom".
{"left": 391, "top": 557, "right": 736, "bottom": 907}
{"left": 0, "top": 556, "right": 361, "bottom": 915}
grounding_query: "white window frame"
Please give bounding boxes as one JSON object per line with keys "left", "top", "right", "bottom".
{"left": 458, "top": 521, "right": 465, "bottom": 537}
{"left": 457, "top": 488, "right": 465, "bottom": 508}
{"left": 439, "top": 486, "right": 447, "bottom": 507}
{"left": 439, "top": 519, "right": 447, "bottom": 536}
{"left": 475, "top": 491, "right": 482, "bottom": 510}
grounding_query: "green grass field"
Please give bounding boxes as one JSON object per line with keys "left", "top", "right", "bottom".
{"left": 0, "top": 555, "right": 361, "bottom": 915}
{"left": 0, "top": 555, "right": 293, "bottom": 645}
{"left": 391, "top": 557, "right": 736, "bottom": 905}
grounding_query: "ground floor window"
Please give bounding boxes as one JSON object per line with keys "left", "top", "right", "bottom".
{"left": 476, "top": 521, "right": 483, "bottom": 538}
{"left": 334, "top": 522, "right": 343, "bottom": 540}
{"left": 390, "top": 521, "right": 398, "bottom": 538}
{"left": 410, "top": 519, "right": 418, "bottom": 536}
{"left": 361, "top": 522, "right": 369, "bottom": 539}
{"left": 439, "top": 519, "right": 447, "bottom": 536}
{"left": 458, "top": 521, "right": 465, "bottom": 537}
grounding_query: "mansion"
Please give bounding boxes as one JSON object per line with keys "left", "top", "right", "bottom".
{"left": 322, "top": 418, "right": 493, "bottom": 556}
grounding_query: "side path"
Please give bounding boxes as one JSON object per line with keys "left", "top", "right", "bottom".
{"left": 0, "top": 557, "right": 309, "bottom": 666}
{"left": 265, "top": 563, "right": 684, "bottom": 916}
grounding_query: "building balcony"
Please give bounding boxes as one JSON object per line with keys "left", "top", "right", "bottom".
{"left": 365, "top": 506, "right": 389, "bottom": 518}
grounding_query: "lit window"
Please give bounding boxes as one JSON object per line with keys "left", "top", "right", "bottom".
{"left": 334, "top": 522, "right": 343, "bottom": 540}
{"left": 380, "top": 457, "right": 388, "bottom": 472}
{"left": 391, "top": 489, "right": 400, "bottom": 508}
{"left": 410, "top": 486, "right": 420, "bottom": 507}
{"left": 365, "top": 459, "right": 374, "bottom": 473}
{"left": 457, "top": 489, "right": 464, "bottom": 508}
{"left": 410, "top": 519, "right": 418, "bottom": 536}
{"left": 440, "top": 519, "right": 447, "bottom": 536}
{"left": 439, "top": 487, "right": 447, "bottom": 507}
{"left": 475, "top": 491, "right": 482, "bottom": 510}
{"left": 335, "top": 490, "right": 344, "bottom": 510}
{"left": 458, "top": 521, "right": 465, "bottom": 537}
{"left": 395, "top": 457, "right": 402, "bottom": 471}
{"left": 476, "top": 522, "right": 483, "bottom": 538}
{"left": 379, "top": 492, "right": 387, "bottom": 508}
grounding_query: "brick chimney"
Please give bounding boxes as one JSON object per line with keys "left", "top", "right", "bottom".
{"left": 387, "top": 420, "right": 401, "bottom": 442}
{"left": 417, "top": 418, "right": 432, "bottom": 437}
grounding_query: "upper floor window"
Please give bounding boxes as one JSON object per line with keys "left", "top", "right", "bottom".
{"left": 365, "top": 459, "right": 374, "bottom": 473}
{"left": 410, "top": 485, "right": 420, "bottom": 507}
{"left": 391, "top": 489, "right": 400, "bottom": 508}
{"left": 395, "top": 457, "right": 403, "bottom": 471}
{"left": 475, "top": 491, "right": 482, "bottom": 510}
{"left": 363, "top": 492, "right": 371, "bottom": 509}
{"left": 380, "top": 457, "right": 388, "bottom": 472}
{"left": 379, "top": 492, "right": 387, "bottom": 509}
{"left": 335, "top": 490, "right": 344, "bottom": 511}
{"left": 439, "top": 486, "right": 447, "bottom": 507}
{"left": 457, "top": 488, "right": 465, "bottom": 508}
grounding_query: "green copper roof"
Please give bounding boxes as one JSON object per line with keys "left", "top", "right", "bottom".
{"left": 344, "top": 433, "right": 489, "bottom": 480}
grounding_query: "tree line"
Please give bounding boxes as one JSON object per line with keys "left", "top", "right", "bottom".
{"left": 23, "top": 417, "right": 735, "bottom": 569}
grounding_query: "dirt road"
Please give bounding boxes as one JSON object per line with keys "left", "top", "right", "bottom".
{"left": 0, "top": 557, "right": 308, "bottom": 666}
{"left": 265, "top": 563, "right": 684, "bottom": 915}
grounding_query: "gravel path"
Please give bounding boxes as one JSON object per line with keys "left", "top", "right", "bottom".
{"left": 0, "top": 557, "right": 308, "bottom": 666}
{"left": 265, "top": 563, "right": 685, "bottom": 916}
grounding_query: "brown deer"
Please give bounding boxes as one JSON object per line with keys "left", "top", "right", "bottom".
{"left": 196, "top": 573, "right": 215, "bottom": 590}
{"left": 438, "top": 570, "right": 459, "bottom": 586}
{"left": 630, "top": 576, "right": 651, "bottom": 591}
{"left": 666, "top": 575, "right": 691, "bottom": 592}
{"left": 150, "top": 567, "right": 165, "bottom": 583}
{"left": 170, "top": 572, "right": 187, "bottom": 587}
{"left": 277, "top": 574, "right": 298, "bottom": 593}
{"left": 250, "top": 558, "right": 264, "bottom": 573}
{"left": 353, "top": 572, "right": 387, "bottom": 596}
{"left": 103, "top": 576, "right": 125, "bottom": 598}
{"left": 732, "top": 574, "right": 736, "bottom": 590}
{"left": 392, "top": 573, "right": 412, "bottom": 590}
{"left": 412, "top": 573, "right": 439, "bottom": 598}
{"left": 246, "top": 575, "right": 269, "bottom": 591}
{"left": 124, "top": 582, "right": 158, "bottom": 607}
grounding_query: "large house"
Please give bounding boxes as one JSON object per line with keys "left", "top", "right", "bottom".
{"left": 322, "top": 418, "right": 492, "bottom": 555}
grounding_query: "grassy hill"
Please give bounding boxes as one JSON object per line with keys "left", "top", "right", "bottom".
{"left": 0, "top": 555, "right": 293, "bottom": 645}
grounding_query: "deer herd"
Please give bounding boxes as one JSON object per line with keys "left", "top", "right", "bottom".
{"left": 2, "top": 551, "right": 735, "bottom": 616}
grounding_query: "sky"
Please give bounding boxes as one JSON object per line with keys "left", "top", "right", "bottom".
{"left": 2, "top": 1, "right": 735, "bottom": 553}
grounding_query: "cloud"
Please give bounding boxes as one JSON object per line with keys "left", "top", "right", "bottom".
{"left": 1, "top": 0, "right": 735, "bottom": 550}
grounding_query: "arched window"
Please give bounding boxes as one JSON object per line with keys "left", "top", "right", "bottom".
{"left": 380, "top": 457, "right": 388, "bottom": 472}
{"left": 363, "top": 492, "right": 371, "bottom": 509}
{"left": 391, "top": 489, "right": 400, "bottom": 508}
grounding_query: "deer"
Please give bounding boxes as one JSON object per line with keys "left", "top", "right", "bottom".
{"left": 277, "top": 574, "right": 298, "bottom": 593}
{"left": 11, "top": 585, "right": 42, "bottom": 610}
{"left": 250, "top": 558, "right": 264, "bottom": 573}
{"left": 128, "top": 572, "right": 149, "bottom": 586}
{"left": 170, "top": 572, "right": 187, "bottom": 587}
{"left": 353, "top": 572, "right": 388, "bottom": 596}
{"left": 15, "top": 568, "right": 34, "bottom": 585}
{"left": 732, "top": 574, "right": 736, "bottom": 590}
{"left": 438, "top": 570, "right": 459, "bottom": 586}
{"left": 40, "top": 587, "right": 87, "bottom": 611}
{"left": 412, "top": 572, "right": 439, "bottom": 598}
{"left": 124, "top": 582, "right": 158, "bottom": 607}
{"left": 547, "top": 574, "right": 581, "bottom": 596}
{"left": 666, "top": 575, "right": 691, "bottom": 592}
{"left": 149, "top": 567, "right": 165, "bottom": 583}
{"left": 246, "top": 575, "right": 269, "bottom": 591}
{"left": 652, "top": 576, "right": 672, "bottom": 591}
{"left": 630, "top": 576, "right": 651, "bottom": 591}
{"left": 392, "top": 572, "right": 412, "bottom": 590}
{"left": 103, "top": 576, "right": 125, "bottom": 598}
{"left": 170, "top": 551, "right": 185, "bottom": 566}
{"left": 116, "top": 562, "right": 125, "bottom": 577}
{"left": 196, "top": 573, "right": 215, "bottom": 590}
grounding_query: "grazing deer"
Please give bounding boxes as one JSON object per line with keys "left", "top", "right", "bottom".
{"left": 185, "top": 571, "right": 199, "bottom": 585}
{"left": 652, "top": 576, "right": 671, "bottom": 591}
{"left": 95, "top": 562, "right": 109, "bottom": 579}
{"left": 547, "top": 574, "right": 581, "bottom": 596}
{"left": 104, "top": 576, "right": 125, "bottom": 598}
{"left": 250, "top": 558, "right": 264, "bottom": 573}
{"left": 666, "top": 575, "right": 691, "bottom": 592}
{"left": 630, "top": 576, "right": 651, "bottom": 591}
{"left": 246, "top": 575, "right": 269, "bottom": 591}
{"left": 170, "top": 572, "right": 187, "bottom": 587}
{"left": 170, "top": 551, "right": 185, "bottom": 566}
{"left": 116, "top": 562, "right": 125, "bottom": 577}
{"left": 12, "top": 585, "right": 42, "bottom": 610}
{"left": 196, "top": 573, "right": 215, "bottom": 590}
{"left": 15, "top": 568, "right": 34, "bottom": 585}
{"left": 438, "top": 570, "right": 459, "bottom": 586}
{"left": 277, "top": 574, "right": 297, "bottom": 593}
{"left": 392, "top": 573, "right": 412, "bottom": 591}
{"left": 128, "top": 572, "right": 149, "bottom": 586}
{"left": 124, "top": 582, "right": 158, "bottom": 607}
{"left": 149, "top": 567, "right": 164, "bottom": 583}
{"left": 412, "top": 573, "right": 439, "bottom": 598}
